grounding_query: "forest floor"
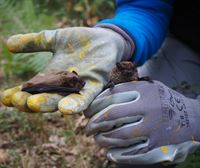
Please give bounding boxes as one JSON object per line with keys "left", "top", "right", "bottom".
{"left": 0, "top": 104, "right": 112, "bottom": 168}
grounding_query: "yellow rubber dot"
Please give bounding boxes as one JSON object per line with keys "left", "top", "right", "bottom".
{"left": 192, "top": 136, "right": 196, "bottom": 143}
{"left": 34, "top": 33, "right": 45, "bottom": 46}
{"left": 161, "top": 146, "right": 168, "bottom": 154}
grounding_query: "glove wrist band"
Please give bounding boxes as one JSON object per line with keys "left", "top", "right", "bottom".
{"left": 96, "top": 24, "right": 135, "bottom": 61}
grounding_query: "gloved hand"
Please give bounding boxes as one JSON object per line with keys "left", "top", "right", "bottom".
{"left": 85, "top": 81, "right": 200, "bottom": 165}
{"left": 0, "top": 27, "right": 133, "bottom": 113}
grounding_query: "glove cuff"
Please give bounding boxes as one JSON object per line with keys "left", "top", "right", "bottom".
{"left": 191, "top": 96, "right": 200, "bottom": 141}
{"left": 96, "top": 24, "right": 135, "bottom": 61}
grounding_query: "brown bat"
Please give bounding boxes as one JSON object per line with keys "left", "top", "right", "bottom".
{"left": 22, "top": 71, "right": 85, "bottom": 96}
{"left": 105, "top": 61, "right": 152, "bottom": 89}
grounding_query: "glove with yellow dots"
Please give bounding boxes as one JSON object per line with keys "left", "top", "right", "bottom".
{"left": 1, "top": 26, "right": 134, "bottom": 114}
{"left": 85, "top": 81, "right": 200, "bottom": 165}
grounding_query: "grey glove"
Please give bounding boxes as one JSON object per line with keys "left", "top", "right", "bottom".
{"left": 1, "top": 26, "right": 133, "bottom": 113}
{"left": 85, "top": 81, "right": 200, "bottom": 165}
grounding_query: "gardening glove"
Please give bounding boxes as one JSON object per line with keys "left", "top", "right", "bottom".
{"left": 85, "top": 81, "right": 200, "bottom": 165}
{"left": 0, "top": 27, "right": 133, "bottom": 113}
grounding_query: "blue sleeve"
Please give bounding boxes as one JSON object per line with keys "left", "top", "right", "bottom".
{"left": 97, "top": 0, "right": 175, "bottom": 65}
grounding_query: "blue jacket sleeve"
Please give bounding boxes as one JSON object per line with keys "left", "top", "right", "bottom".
{"left": 97, "top": 0, "right": 175, "bottom": 65}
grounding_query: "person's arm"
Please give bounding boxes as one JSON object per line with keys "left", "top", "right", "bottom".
{"left": 97, "top": 0, "right": 175, "bottom": 65}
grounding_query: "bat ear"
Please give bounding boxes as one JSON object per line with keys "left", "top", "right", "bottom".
{"left": 72, "top": 71, "right": 78, "bottom": 75}
{"left": 116, "top": 62, "right": 123, "bottom": 70}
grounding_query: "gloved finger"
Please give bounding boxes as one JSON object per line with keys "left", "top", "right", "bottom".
{"left": 94, "top": 121, "right": 147, "bottom": 148}
{"left": 85, "top": 92, "right": 143, "bottom": 135}
{"left": 1, "top": 86, "right": 22, "bottom": 107}
{"left": 27, "top": 93, "right": 63, "bottom": 112}
{"left": 84, "top": 90, "right": 140, "bottom": 118}
{"left": 107, "top": 143, "right": 190, "bottom": 165}
{"left": 12, "top": 91, "right": 33, "bottom": 112}
{"left": 94, "top": 81, "right": 140, "bottom": 100}
{"left": 7, "top": 30, "right": 56, "bottom": 53}
{"left": 58, "top": 80, "right": 104, "bottom": 114}
{"left": 94, "top": 81, "right": 155, "bottom": 102}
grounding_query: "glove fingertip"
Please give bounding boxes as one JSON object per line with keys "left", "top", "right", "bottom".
{"left": 6, "top": 35, "right": 22, "bottom": 53}
{"left": 58, "top": 96, "right": 84, "bottom": 115}
{"left": 1, "top": 86, "right": 22, "bottom": 107}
